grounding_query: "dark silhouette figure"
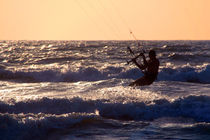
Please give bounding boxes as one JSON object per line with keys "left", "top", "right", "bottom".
{"left": 129, "top": 50, "right": 159, "bottom": 86}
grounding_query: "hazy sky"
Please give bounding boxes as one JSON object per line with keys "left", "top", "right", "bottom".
{"left": 1, "top": 0, "right": 210, "bottom": 40}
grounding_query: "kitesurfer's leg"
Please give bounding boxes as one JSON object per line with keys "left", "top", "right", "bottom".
{"left": 129, "top": 76, "right": 155, "bottom": 86}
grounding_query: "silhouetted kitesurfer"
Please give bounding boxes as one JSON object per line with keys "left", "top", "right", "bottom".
{"left": 129, "top": 50, "right": 159, "bottom": 86}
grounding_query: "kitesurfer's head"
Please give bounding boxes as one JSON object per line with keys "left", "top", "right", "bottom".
{"left": 149, "top": 50, "right": 156, "bottom": 59}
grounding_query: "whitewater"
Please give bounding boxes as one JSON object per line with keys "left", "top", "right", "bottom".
{"left": 0, "top": 40, "right": 210, "bottom": 140}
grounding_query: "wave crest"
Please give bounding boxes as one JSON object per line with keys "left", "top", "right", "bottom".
{"left": 1, "top": 64, "right": 210, "bottom": 84}
{"left": 159, "top": 65, "right": 210, "bottom": 83}
{"left": 1, "top": 95, "right": 210, "bottom": 122}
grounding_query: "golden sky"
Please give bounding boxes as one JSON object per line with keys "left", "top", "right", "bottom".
{"left": 0, "top": 0, "right": 210, "bottom": 40}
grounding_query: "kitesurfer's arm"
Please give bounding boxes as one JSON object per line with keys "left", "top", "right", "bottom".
{"left": 132, "top": 55, "right": 147, "bottom": 70}
{"left": 141, "top": 53, "right": 148, "bottom": 67}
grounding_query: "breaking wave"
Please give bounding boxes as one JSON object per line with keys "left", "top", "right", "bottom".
{"left": 1, "top": 94, "right": 210, "bottom": 140}
{"left": 1, "top": 64, "right": 210, "bottom": 84}
{"left": 1, "top": 95, "right": 210, "bottom": 122}
{"left": 158, "top": 65, "right": 210, "bottom": 84}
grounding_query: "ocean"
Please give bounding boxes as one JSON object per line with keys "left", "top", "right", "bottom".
{"left": 0, "top": 40, "right": 210, "bottom": 140}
